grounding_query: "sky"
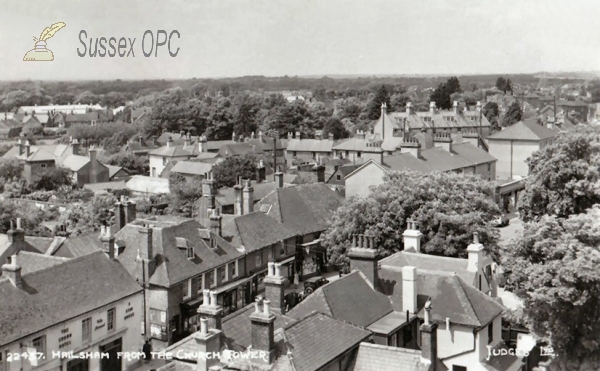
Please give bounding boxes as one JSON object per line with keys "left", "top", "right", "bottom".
{"left": 1, "top": 0, "right": 599, "bottom": 80}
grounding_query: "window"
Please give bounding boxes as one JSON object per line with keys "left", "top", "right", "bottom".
{"left": 357, "top": 151, "right": 362, "bottom": 158}
{"left": 336, "top": 175, "right": 341, "bottom": 181}
{"left": 32, "top": 335, "right": 46, "bottom": 358}
{"left": 255, "top": 252, "right": 263, "bottom": 267}
{"left": 220, "top": 267, "right": 226, "bottom": 283}
{"left": 107, "top": 308, "right": 116, "bottom": 331}
{"left": 163, "top": 157, "right": 169, "bottom": 165}
{"left": 82, "top": 317, "right": 92, "bottom": 343}
{"left": 197, "top": 275, "right": 204, "bottom": 294}
{"left": 187, "top": 246, "right": 194, "bottom": 259}
{"left": 292, "top": 151, "right": 297, "bottom": 157}
{"left": 488, "top": 322, "right": 494, "bottom": 344}
{"left": 229, "top": 261, "right": 237, "bottom": 278}
{"left": 151, "top": 167, "right": 156, "bottom": 177}
{"left": 452, "top": 366, "right": 467, "bottom": 371}
{"left": 209, "top": 271, "right": 215, "bottom": 287}
{"left": 40, "top": 163, "right": 47, "bottom": 168}
{"left": 487, "top": 163, "right": 491, "bottom": 172}
{"left": 182, "top": 279, "right": 190, "bottom": 299}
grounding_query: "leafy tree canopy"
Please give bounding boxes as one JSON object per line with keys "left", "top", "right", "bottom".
{"left": 212, "top": 154, "right": 258, "bottom": 189}
{"left": 501, "top": 101, "right": 523, "bottom": 127}
{"left": 322, "top": 171, "right": 501, "bottom": 266}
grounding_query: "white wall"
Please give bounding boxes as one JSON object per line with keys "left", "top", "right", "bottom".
{"left": 2, "top": 293, "right": 143, "bottom": 371}
{"left": 488, "top": 139, "right": 540, "bottom": 180}
{"left": 345, "top": 163, "right": 386, "bottom": 199}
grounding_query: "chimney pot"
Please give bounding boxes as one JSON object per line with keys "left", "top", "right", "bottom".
{"left": 210, "top": 291, "right": 218, "bottom": 307}
{"left": 274, "top": 263, "right": 282, "bottom": 277}
{"left": 268, "top": 262, "right": 275, "bottom": 276}
{"left": 16, "top": 218, "right": 22, "bottom": 230}
{"left": 200, "top": 317, "right": 208, "bottom": 335}
{"left": 254, "top": 296, "right": 262, "bottom": 313}
{"left": 263, "top": 299, "right": 271, "bottom": 315}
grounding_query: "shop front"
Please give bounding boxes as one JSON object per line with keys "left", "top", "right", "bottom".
{"left": 180, "top": 295, "right": 203, "bottom": 335}
{"left": 277, "top": 256, "right": 296, "bottom": 282}
{"left": 251, "top": 270, "right": 269, "bottom": 299}
{"left": 297, "top": 239, "right": 327, "bottom": 279}
{"left": 214, "top": 276, "right": 252, "bottom": 316}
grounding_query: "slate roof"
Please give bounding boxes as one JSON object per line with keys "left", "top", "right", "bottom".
{"left": 223, "top": 212, "right": 296, "bottom": 252}
{"left": 115, "top": 218, "right": 245, "bottom": 287}
{"left": 215, "top": 181, "right": 279, "bottom": 206}
{"left": 106, "top": 165, "right": 128, "bottom": 179}
{"left": 217, "top": 142, "right": 258, "bottom": 157}
{"left": 0, "top": 233, "right": 44, "bottom": 267}
{"left": 287, "top": 138, "right": 335, "bottom": 152}
{"left": 333, "top": 136, "right": 384, "bottom": 153}
{"left": 0, "top": 251, "right": 142, "bottom": 345}
{"left": 353, "top": 343, "right": 431, "bottom": 371}
{"left": 61, "top": 155, "right": 90, "bottom": 171}
{"left": 282, "top": 312, "right": 371, "bottom": 371}
{"left": 169, "top": 161, "right": 213, "bottom": 176}
{"left": 287, "top": 271, "right": 393, "bottom": 327}
{"left": 221, "top": 303, "right": 297, "bottom": 350}
{"left": 256, "top": 183, "right": 343, "bottom": 235}
{"left": 51, "top": 233, "right": 104, "bottom": 258}
{"left": 377, "top": 268, "right": 503, "bottom": 327}
{"left": 16, "top": 251, "right": 70, "bottom": 275}
{"left": 25, "top": 149, "right": 57, "bottom": 162}
{"left": 488, "top": 121, "right": 558, "bottom": 141}
{"left": 149, "top": 144, "right": 193, "bottom": 158}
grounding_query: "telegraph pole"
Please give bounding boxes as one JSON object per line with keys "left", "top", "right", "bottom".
{"left": 268, "top": 130, "right": 280, "bottom": 180}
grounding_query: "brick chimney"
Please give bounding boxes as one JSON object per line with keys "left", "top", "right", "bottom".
{"left": 199, "top": 135, "right": 208, "bottom": 153}
{"left": 209, "top": 208, "right": 222, "bottom": 237}
{"left": 256, "top": 160, "right": 266, "bottom": 183}
{"left": 467, "top": 232, "right": 484, "bottom": 273}
{"left": 200, "top": 172, "right": 216, "bottom": 223}
{"left": 453, "top": 101, "right": 460, "bottom": 115}
{"left": 402, "top": 221, "right": 422, "bottom": 252}
{"left": 184, "top": 132, "right": 192, "bottom": 147}
{"left": 71, "top": 138, "right": 80, "bottom": 155}
{"left": 348, "top": 234, "right": 379, "bottom": 285}
{"left": 402, "top": 266, "right": 418, "bottom": 314}
{"left": 115, "top": 196, "right": 136, "bottom": 232}
{"left": 198, "top": 290, "right": 223, "bottom": 331}
{"left": 275, "top": 172, "right": 284, "bottom": 188}
{"left": 234, "top": 178, "right": 244, "bottom": 216}
{"left": 400, "top": 138, "right": 421, "bottom": 159}
{"left": 433, "top": 133, "right": 453, "bottom": 152}
{"left": 243, "top": 179, "right": 254, "bottom": 215}
{"left": 264, "top": 262, "right": 287, "bottom": 313}
{"left": 420, "top": 299, "right": 438, "bottom": 370}
{"left": 1, "top": 254, "right": 22, "bottom": 289}
{"left": 7, "top": 218, "right": 25, "bottom": 243}
{"left": 406, "top": 102, "right": 415, "bottom": 115}
{"left": 312, "top": 164, "right": 325, "bottom": 183}
{"left": 99, "top": 225, "right": 115, "bottom": 259}
{"left": 249, "top": 297, "right": 277, "bottom": 366}
{"left": 328, "top": 132, "right": 334, "bottom": 141}
{"left": 194, "top": 317, "right": 222, "bottom": 371}
{"left": 137, "top": 226, "right": 156, "bottom": 282}
{"left": 24, "top": 140, "right": 31, "bottom": 158}
{"left": 429, "top": 101, "right": 437, "bottom": 115}
{"left": 166, "top": 137, "right": 173, "bottom": 148}
{"left": 89, "top": 148, "right": 98, "bottom": 183}
{"left": 17, "top": 139, "right": 24, "bottom": 156}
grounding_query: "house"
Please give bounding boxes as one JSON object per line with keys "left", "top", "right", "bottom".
{"left": 106, "top": 165, "right": 131, "bottom": 181}
{"left": 0, "top": 249, "right": 144, "bottom": 371}
{"left": 126, "top": 175, "right": 171, "bottom": 195}
{"left": 152, "top": 263, "right": 374, "bottom": 371}
{"left": 558, "top": 100, "right": 589, "bottom": 122}
{"left": 285, "top": 131, "right": 336, "bottom": 163}
{"left": 61, "top": 148, "right": 110, "bottom": 187}
{"left": 256, "top": 182, "right": 344, "bottom": 278}
{"left": 374, "top": 101, "right": 492, "bottom": 147}
{"left": 18, "top": 103, "right": 105, "bottom": 115}
{"left": 0, "top": 114, "right": 23, "bottom": 138}
{"left": 123, "top": 137, "right": 160, "bottom": 156}
{"left": 326, "top": 164, "right": 361, "bottom": 192}
{"left": 332, "top": 131, "right": 385, "bottom": 164}
{"left": 113, "top": 214, "right": 246, "bottom": 348}
{"left": 148, "top": 138, "right": 194, "bottom": 178}
{"left": 131, "top": 106, "right": 152, "bottom": 123}
{"left": 156, "top": 131, "right": 234, "bottom": 153}
{"left": 206, "top": 177, "right": 288, "bottom": 216}
{"left": 162, "top": 160, "right": 213, "bottom": 182}
{"left": 0, "top": 219, "right": 48, "bottom": 265}
{"left": 344, "top": 132, "right": 497, "bottom": 199}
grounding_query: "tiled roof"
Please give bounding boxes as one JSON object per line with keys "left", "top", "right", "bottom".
{"left": 287, "top": 271, "right": 393, "bottom": 327}
{"left": 0, "top": 234, "right": 44, "bottom": 268}
{"left": 353, "top": 343, "right": 430, "bottom": 371}
{"left": 217, "top": 142, "right": 258, "bottom": 157}
{"left": 488, "top": 121, "right": 557, "bottom": 141}
{"left": 16, "top": 251, "right": 70, "bottom": 275}
{"left": 287, "top": 138, "right": 335, "bottom": 152}
{"left": 61, "top": 154, "right": 90, "bottom": 171}
{"left": 20, "top": 236, "right": 55, "bottom": 254}
{"left": 106, "top": 165, "right": 128, "bottom": 179}
{"left": 149, "top": 145, "right": 193, "bottom": 158}
{"left": 223, "top": 212, "right": 296, "bottom": 252}
{"left": 283, "top": 312, "right": 371, "bottom": 371}
{"left": 0, "top": 251, "right": 142, "bottom": 345}
{"left": 169, "top": 161, "right": 213, "bottom": 176}
{"left": 482, "top": 343, "right": 525, "bottom": 371}
{"left": 257, "top": 183, "right": 343, "bottom": 235}
{"left": 221, "top": 303, "right": 297, "bottom": 349}
{"left": 215, "top": 181, "right": 278, "bottom": 206}
{"left": 377, "top": 268, "right": 503, "bottom": 327}
{"left": 333, "top": 136, "right": 384, "bottom": 153}
{"left": 25, "top": 149, "right": 57, "bottom": 162}
{"left": 51, "top": 233, "right": 104, "bottom": 258}
{"left": 115, "top": 219, "right": 245, "bottom": 287}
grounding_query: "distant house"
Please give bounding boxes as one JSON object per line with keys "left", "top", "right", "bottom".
{"left": 61, "top": 149, "right": 110, "bottom": 187}
{"left": 106, "top": 165, "right": 131, "bottom": 181}
{"left": 0, "top": 116, "right": 22, "bottom": 138}
{"left": 345, "top": 132, "right": 497, "bottom": 199}
{"left": 123, "top": 137, "right": 160, "bottom": 156}
{"left": 126, "top": 175, "right": 171, "bottom": 195}
{"left": 326, "top": 164, "right": 361, "bottom": 190}
{"left": 131, "top": 106, "right": 152, "bottom": 123}
{"left": 163, "top": 160, "right": 213, "bottom": 182}
{"left": 148, "top": 138, "right": 194, "bottom": 178}
{"left": 285, "top": 131, "right": 335, "bottom": 163}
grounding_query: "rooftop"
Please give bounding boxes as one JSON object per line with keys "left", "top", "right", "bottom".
{"left": 353, "top": 343, "right": 431, "bottom": 371}
{"left": 488, "top": 120, "right": 558, "bottom": 141}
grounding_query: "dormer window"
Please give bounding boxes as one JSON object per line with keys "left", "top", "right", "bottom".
{"left": 187, "top": 247, "right": 194, "bottom": 260}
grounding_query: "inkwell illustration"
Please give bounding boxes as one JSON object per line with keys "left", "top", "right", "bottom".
{"left": 23, "top": 22, "right": 66, "bottom": 61}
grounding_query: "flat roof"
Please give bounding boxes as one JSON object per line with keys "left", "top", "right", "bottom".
{"left": 366, "top": 311, "right": 413, "bottom": 335}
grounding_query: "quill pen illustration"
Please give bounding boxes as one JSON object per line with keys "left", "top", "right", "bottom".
{"left": 36, "top": 22, "right": 66, "bottom": 42}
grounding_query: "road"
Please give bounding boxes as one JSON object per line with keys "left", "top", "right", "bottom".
{"left": 498, "top": 216, "right": 523, "bottom": 247}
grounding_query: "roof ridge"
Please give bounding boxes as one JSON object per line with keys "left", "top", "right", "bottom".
{"left": 20, "top": 250, "right": 105, "bottom": 279}
{"left": 454, "top": 275, "right": 481, "bottom": 325}
{"left": 18, "top": 251, "right": 70, "bottom": 261}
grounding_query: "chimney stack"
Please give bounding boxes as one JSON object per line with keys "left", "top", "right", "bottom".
{"left": 467, "top": 232, "right": 484, "bottom": 273}
{"left": 264, "top": 262, "right": 287, "bottom": 313}
{"left": 348, "top": 234, "right": 379, "bottom": 285}
{"left": 199, "top": 135, "right": 208, "bottom": 153}
{"left": 194, "top": 317, "right": 222, "bottom": 371}
{"left": 433, "top": 133, "right": 453, "bottom": 152}
{"left": 402, "top": 221, "right": 423, "bottom": 252}
{"left": 234, "top": 178, "right": 244, "bottom": 216}
{"left": 115, "top": 196, "right": 136, "bottom": 232}
{"left": 249, "top": 296, "right": 277, "bottom": 366}
{"left": 429, "top": 101, "right": 437, "bottom": 115}
{"left": 476, "top": 101, "right": 482, "bottom": 113}
{"left": 258, "top": 130, "right": 265, "bottom": 143}
{"left": 200, "top": 172, "right": 217, "bottom": 223}
{"left": 1, "top": 255, "right": 23, "bottom": 289}
{"left": 17, "top": 139, "right": 24, "bottom": 156}
{"left": 167, "top": 137, "right": 173, "bottom": 148}
{"left": 406, "top": 102, "right": 415, "bottom": 115}
{"left": 402, "top": 266, "right": 418, "bottom": 314}
{"left": 275, "top": 171, "right": 284, "bottom": 188}
{"left": 453, "top": 101, "right": 460, "bottom": 115}
{"left": 420, "top": 299, "right": 438, "bottom": 370}
{"left": 24, "top": 140, "right": 31, "bottom": 157}
{"left": 198, "top": 290, "right": 223, "bottom": 331}
{"left": 137, "top": 227, "right": 156, "bottom": 281}
{"left": 312, "top": 164, "right": 325, "bottom": 183}
{"left": 7, "top": 218, "right": 25, "bottom": 243}
{"left": 400, "top": 139, "right": 421, "bottom": 159}
{"left": 100, "top": 225, "right": 116, "bottom": 259}
{"left": 256, "top": 160, "right": 266, "bottom": 183}
{"left": 209, "top": 209, "right": 222, "bottom": 238}
{"left": 243, "top": 179, "right": 254, "bottom": 215}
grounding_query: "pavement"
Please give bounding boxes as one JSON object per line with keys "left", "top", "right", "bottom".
{"left": 498, "top": 215, "right": 524, "bottom": 247}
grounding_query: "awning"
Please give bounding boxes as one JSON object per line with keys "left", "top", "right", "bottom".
{"left": 181, "top": 295, "right": 204, "bottom": 309}
{"left": 299, "top": 239, "right": 321, "bottom": 247}
{"left": 213, "top": 276, "right": 252, "bottom": 295}
{"left": 278, "top": 256, "right": 295, "bottom": 265}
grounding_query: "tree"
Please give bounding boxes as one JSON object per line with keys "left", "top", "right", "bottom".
{"left": 30, "top": 167, "right": 73, "bottom": 191}
{"left": 430, "top": 77, "right": 461, "bottom": 110}
{"left": 364, "top": 85, "right": 392, "bottom": 120}
{"left": 496, "top": 77, "right": 507, "bottom": 92}
{"left": 322, "top": 171, "right": 501, "bottom": 266}
{"left": 0, "top": 159, "right": 24, "bottom": 185}
{"left": 322, "top": 117, "right": 349, "bottom": 140}
{"left": 212, "top": 154, "right": 258, "bottom": 189}
{"left": 169, "top": 175, "right": 204, "bottom": 217}
{"left": 59, "top": 194, "right": 117, "bottom": 236}
{"left": 501, "top": 102, "right": 523, "bottom": 127}
{"left": 482, "top": 102, "right": 500, "bottom": 132}
{"left": 105, "top": 151, "right": 149, "bottom": 175}
{"left": 518, "top": 126, "right": 600, "bottom": 223}
{"left": 502, "top": 207, "right": 600, "bottom": 370}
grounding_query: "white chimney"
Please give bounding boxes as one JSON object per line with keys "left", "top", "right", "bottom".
{"left": 403, "top": 221, "right": 422, "bottom": 252}
{"left": 467, "top": 232, "right": 484, "bottom": 273}
{"left": 402, "top": 266, "right": 418, "bottom": 313}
